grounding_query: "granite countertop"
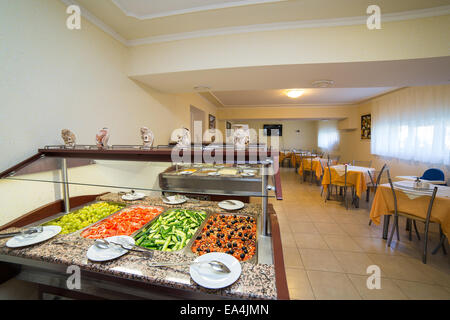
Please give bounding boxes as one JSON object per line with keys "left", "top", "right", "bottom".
{"left": 0, "top": 193, "right": 277, "bottom": 300}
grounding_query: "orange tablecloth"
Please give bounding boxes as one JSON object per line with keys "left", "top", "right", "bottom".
{"left": 298, "top": 158, "right": 337, "bottom": 178}
{"left": 370, "top": 184, "right": 450, "bottom": 240}
{"left": 291, "top": 154, "right": 314, "bottom": 168}
{"left": 322, "top": 166, "right": 372, "bottom": 199}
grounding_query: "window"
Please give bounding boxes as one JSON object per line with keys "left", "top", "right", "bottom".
{"left": 318, "top": 124, "right": 339, "bottom": 150}
{"left": 371, "top": 86, "right": 450, "bottom": 165}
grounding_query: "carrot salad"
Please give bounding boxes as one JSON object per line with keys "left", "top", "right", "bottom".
{"left": 81, "top": 205, "right": 164, "bottom": 239}
{"left": 191, "top": 214, "right": 257, "bottom": 261}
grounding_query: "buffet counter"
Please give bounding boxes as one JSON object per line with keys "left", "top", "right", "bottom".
{"left": 0, "top": 193, "right": 287, "bottom": 300}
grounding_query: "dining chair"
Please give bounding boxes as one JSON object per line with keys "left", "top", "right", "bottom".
{"left": 324, "top": 162, "right": 354, "bottom": 210}
{"left": 386, "top": 168, "right": 439, "bottom": 264}
{"left": 352, "top": 160, "right": 372, "bottom": 167}
{"left": 420, "top": 168, "right": 446, "bottom": 185}
{"left": 367, "top": 164, "right": 387, "bottom": 225}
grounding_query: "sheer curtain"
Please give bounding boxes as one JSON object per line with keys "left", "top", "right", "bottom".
{"left": 318, "top": 121, "right": 339, "bottom": 150}
{"left": 371, "top": 86, "right": 450, "bottom": 165}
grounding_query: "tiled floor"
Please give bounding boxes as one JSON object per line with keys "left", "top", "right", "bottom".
{"left": 270, "top": 167, "right": 450, "bottom": 300}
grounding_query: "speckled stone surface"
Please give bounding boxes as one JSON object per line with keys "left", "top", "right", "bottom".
{"left": 0, "top": 194, "right": 277, "bottom": 300}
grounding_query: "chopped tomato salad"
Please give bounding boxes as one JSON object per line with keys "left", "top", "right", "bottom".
{"left": 191, "top": 214, "right": 257, "bottom": 261}
{"left": 81, "top": 205, "right": 164, "bottom": 239}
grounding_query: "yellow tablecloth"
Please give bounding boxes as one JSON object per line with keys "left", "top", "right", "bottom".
{"left": 279, "top": 152, "right": 288, "bottom": 163}
{"left": 322, "top": 167, "right": 369, "bottom": 199}
{"left": 370, "top": 184, "right": 450, "bottom": 240}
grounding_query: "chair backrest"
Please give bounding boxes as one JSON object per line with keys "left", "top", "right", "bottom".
{"left": 420, "top": 168, "right": 445, "bottom": 181}
{"left": 352, "top": 160, "right": 372, "bottom": 167}
{"left": 386, "top": 167, "right": 438, "bottom": 223}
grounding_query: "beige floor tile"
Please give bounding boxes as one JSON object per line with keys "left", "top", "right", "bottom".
{"left": 307, "top": 213, "right": 337, "bottom": 223}
{"left": 299, "top": 248, "right": 344, "bottom": 272}
{"left": 367, "top": 253, "right": 435, "bottom": 284}
{"left": 339, "top": 223, "right": 378, "bottom": 237}
{"left": 393, "top": 279, "right": 450, "bottom": 300}
{"left": 313, "top": 222, "right": 347, "bottom": 235}
{"left": 347, "top": 275, "right": 408, "bottom": 300}
{"left": 285, "top": 268, "right": 315, "bottom": 299}
{"left": 307, "top": 271, "right": 362, "bottom": 300}
{"left": 280, "top": 231, "right": 297, "bottom": 248}
{"left": 333, "top": 251, "right": 377, "bottom": 275}
{"left": 293, "top": 233, "right": 329, "bottom": 250}
{"left": 289, "top": 221, "right": 319, "bottom": 234}
{"left": 289, "top": 288, "right": 315, "bottom": 300}
{"left": 283, "top": 246, "right": 304, "bottom": 269}
{"left": 322, "top": 234, "right": 364, "bottom": 252}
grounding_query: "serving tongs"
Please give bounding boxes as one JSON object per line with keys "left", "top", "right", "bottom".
{"left": 0, "top": 226, "right": 43, "bottom": 239}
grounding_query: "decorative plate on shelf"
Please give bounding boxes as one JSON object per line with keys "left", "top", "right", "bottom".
{"left": 6, "top": 226, "right": 61, "bottom": 248}
{"left": 190, "top": 252, "right": 242, "bottom": 289}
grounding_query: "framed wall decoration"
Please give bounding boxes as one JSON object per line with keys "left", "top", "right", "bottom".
{"left": 208, "top": 114, "right": 216, "bottom": 129}
{"left": 226, "top": 121, "right": 232, "bottom": 130}
{"left": 361, "top": 114, "right": 371, "bottom": 140}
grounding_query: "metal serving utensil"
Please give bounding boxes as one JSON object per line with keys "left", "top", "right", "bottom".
{"left": 147, "top": 260, "right": 231, "bottom": 274}
{"left": 94, "top": 239, "right": 152, "bottom": 256}
{"left": 0, "top": 226, "right": 43, "bottom": 239}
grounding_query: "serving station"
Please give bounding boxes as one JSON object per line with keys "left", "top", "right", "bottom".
{"left": 0, "top": 146, "right": 287, "bottom": 300}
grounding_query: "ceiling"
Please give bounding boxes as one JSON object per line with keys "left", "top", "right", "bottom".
{"left": 73, "top": 0, "right": 450, "bottom": 42}
{"left": 211, "top": 87, "right": 397, "bottom": 106}
{"left": 111, "top": 0, "right": 284, "bottom": 20}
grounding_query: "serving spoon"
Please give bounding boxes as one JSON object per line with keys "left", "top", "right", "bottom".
{"left": 147, "top": 260, "right": 231, "bottom": 274}
{"left": 94, "top": 239, "right": 152, "bottom": 256}
{"left": 0, "top": 226, "right": 43, "bottom": 239}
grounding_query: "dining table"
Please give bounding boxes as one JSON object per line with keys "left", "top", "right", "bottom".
{"left": 370, "top": 180, "right": 450, "bottom": 241}
{"left": 322, "top": 165, "right": 376, "bottom": 201}
{"left": 395, "top": 176, "right": 447, "bottom": 185}
{"left": 298, "top": 157, "right": 336, "bottom": 179}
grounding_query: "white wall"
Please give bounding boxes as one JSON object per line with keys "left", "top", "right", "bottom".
{"left": 0, "top": 0, "right": 217, "bottom": 173}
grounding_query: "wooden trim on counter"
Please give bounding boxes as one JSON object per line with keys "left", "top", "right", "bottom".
{"left": 269, "top": 204, "right": 289, "bottom": 300}
{"left": 0, "top": 193, "right": 106, "bottom": 231}
{"left": 38, "top": 148, "right": 275, "bottom": 163}
{"left": 0, "top": 153, "right": 43, "bottom": 179}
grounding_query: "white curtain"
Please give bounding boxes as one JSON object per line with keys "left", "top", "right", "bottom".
{"left": 318, "top": 121, "right": 339, "bottom": 150}
{"left": 371, "top": 86, "right": 450, "bottom": 165}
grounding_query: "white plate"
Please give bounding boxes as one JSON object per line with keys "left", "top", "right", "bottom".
{"left": 208, "top": 171, "right": 220, "bottom": 176}
{"left": 162, "top": 195, "right": 187, "bottom": 205}
{"left": 240, "top": 172, "right": 255, "bottom": 177}
{"left": 179, "top": 170, "right": 194, "bottom": 175}
{"left": 190, "top": 252, "right": 241, "bottom": 289}
{"left": 86, "top": 236, "right": 135, "bottom": 262}
{"left": 121, "top": 192, "right": 145, "bottom": 201}
{"left": 6, "top": 226, "right": 61, "bottom": 248}
{"left": 218, "top": 200, "right": 245, "bottom": 211}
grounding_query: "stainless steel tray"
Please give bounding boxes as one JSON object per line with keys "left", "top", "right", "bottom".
{"left": 26, "top": 201, "right": 126, "bottom": 235}
{"left": 185, "top": 211, "right": 259, "bottom": 264}
{"left": 78, "top": 204, "right": 166, "bottom": 239}
{"left": 131, "top": 208, "right": 209, "bottom": 253}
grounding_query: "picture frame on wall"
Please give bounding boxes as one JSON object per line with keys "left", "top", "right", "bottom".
{"left": 226, "top": 121, "right": 232, "bottom": 129}
{"left": 208, "top": 114, "right": 216, "bottom": 129}
{"left": 361, "top": 114, "right": 371, "bottom": 140}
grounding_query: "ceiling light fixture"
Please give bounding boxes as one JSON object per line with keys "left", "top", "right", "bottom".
{"left": 286, "top": 89, "right": 305, "bottom": 98}
{"left": 312, "top": 80, "right": 335, "bottom": 88}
